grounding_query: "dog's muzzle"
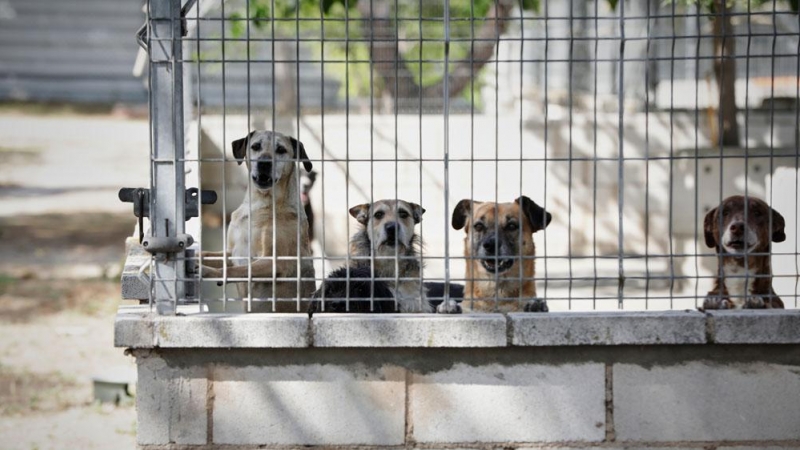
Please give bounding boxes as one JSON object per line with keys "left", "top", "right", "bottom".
{"left": 479, "top": 236, "right": 514, "bottom": 273}
{"left": 381, "top": 221, "right": 399, "bottom": 246}
{"left": 481, "top": 258, "right": 515, "bottom": 273}
{"left": 723, "top": 221, "right": 756, "bottom": 253}
{"left": 252, "top": 161, "right": 274, "bottom": 189}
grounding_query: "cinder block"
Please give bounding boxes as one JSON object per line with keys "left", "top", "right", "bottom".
{"left": 312, "top": 314, "right": 507, "bottom": 347}
{"left": 708, "top": 310, "right": 800, "bottom": 344}
{"left": 517, "top": 448, "right": 698, "bottom": 450}
{"left": 510, "top": 311, "right": 706, "bottom": 346}
{"left": 722, "top": 447, "right": 800, "bottom": 450}
{"left": 136, "top": 355, "right": 207, "bottom": 445}
{"left": 114, "top": 310, "right": 154, "bottom": 348}
{"left": 121, "top": 236, "right": 151, "bottom": 300}
{"left": 154, "top": 314, "right": 309, "bottom": 348}
{"left": 615, "top": 361, "right": 800, "bottom": 441}
{"left": 212, "top": 364, "right": 405, "bottom": 445}
{"left": 410, "top": 363, "right": 606, "bottom": 443}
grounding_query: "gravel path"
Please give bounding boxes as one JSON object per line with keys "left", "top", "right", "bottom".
{"left": 0, "top": 111, "right": 147, "bottom": 450}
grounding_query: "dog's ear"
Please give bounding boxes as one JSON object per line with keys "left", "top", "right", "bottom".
{"left": 515, "top": 196, "right": 552, "bottom": 233}
{"left": 349, "top": 203, "right": 370, "bottom": 225}
{"left": 451, "top": 199, "right": 473, "bottom": 230}
{"left": 771, "top": 207, "right": 786, "bottom": 243}
{"left": 289, "top": 137, "right": 313, "bottom": 173}
{"left": 703, "top": 207, "right": 719, "bottom": 248}
{"left": 231, "top": 131, "right": 257, "bottom": 166}
{"left": 409, "top": 203, "right": 425, "bottom": 224}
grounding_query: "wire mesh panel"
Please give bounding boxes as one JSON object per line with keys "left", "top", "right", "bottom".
{"left": 141, "top": 0, "right": 800, "bottom": 314}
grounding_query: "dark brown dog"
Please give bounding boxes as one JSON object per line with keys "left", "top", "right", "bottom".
{"left": 452, "top": 196, "right": 551, "bottom": 312}
{"left": 702, "top": 195, "right": 785, "bottom": 310}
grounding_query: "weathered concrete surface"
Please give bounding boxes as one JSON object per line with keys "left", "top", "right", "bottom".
{"left": 312, "top": 314, "right": 507, "bottom": 347}
{"left": 517, "top": 447, "right": 800, "bottom": 450}
{"left": 409, "top": 363, "right": 606, "bottom": 443}
{"left": 212, "top": 364, "right": 405, "bottom": 446}
{"left": 121, "top": 236, "right": 151, "bottom": 300}
{"left": 137, "top": 354, "right": 207, "bottom": 445}
{"left": 115, "top": 306, "right": 309, "bottom": 348}
{"left": 117, "top": 307, "right": 800, "bottom": 349}
{"left": 114, "top": 309, "right": 153, "bottom": 348}
{"left": 124, "top": 308, "right": 800, "bottom": 447}
{"left": 153, "top": 314, "right": 309, "bottom": 348}
{"left": 131, "top": 345, "right": 800, "bottom": 449}
{"left": 614, "top": 361, "right": 800, "bottom": 441}
{"left": 708, "top": 310, "right": 800, "bottom": 344}
{"left": 510, "top": 311, "right": 706, "bottom": 346}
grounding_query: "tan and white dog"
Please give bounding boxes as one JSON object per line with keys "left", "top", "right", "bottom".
{"left": 326, "top": 199, "right": 457, "bottom": 313}
{"left": 702, "top": 195, "right": 785, "bottom": 310}
{"left": 452, "top": 196, "right": 551, "bottom": 312}
{"left": 201, "top": 130, "right": 316, "bottom": 310}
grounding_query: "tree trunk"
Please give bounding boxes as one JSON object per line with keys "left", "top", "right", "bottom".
{"left": 357, "top": 0, "right": 514, "bottom": 101}
{"left": 712, "top": 0, "right": 740, "bottom": 147}
{"left": 275, "top": 40, "right": 298, "bottom": 116}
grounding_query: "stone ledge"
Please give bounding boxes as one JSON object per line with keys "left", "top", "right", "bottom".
{"left": 115, "top": 306, "right": 800, "bottom": 349}
{"left": 509, "top": 311, "right": 707, "bottom": 346}
{"left": 115, "top": 305, "right": 309, "bottom": 348}
{"left": 707, "top": 309, "right": 800, "bottom": 344}
{"left": 312, "top": 314, "right": 507, "bottom": 347}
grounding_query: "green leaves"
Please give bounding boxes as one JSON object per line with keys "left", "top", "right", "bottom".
{"left": 521, "top": 0, "right": 541, "bottom": 12}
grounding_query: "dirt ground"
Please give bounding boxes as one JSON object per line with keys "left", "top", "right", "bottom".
{"left": 0, "top": 108, "right": 149, "bottom": 449}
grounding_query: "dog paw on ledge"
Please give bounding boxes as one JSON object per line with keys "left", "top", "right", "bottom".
{"left": 524, "top": 298, "right": 549, "bottom": 313}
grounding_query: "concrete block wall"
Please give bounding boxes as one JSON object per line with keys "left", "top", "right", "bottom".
{"left": 116, "top": 307, "right": 800, "bottom": 449}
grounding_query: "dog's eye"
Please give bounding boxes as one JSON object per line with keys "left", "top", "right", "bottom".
{"left": 251, "top": 142, "right": 261, "bottom": 152}
{"left": 473, "top": 223, "right": 485, "bottom": 232}
{"left": 752, "top": 210, "right": 762, "bottom": 218}
{"left": 722, "top": 208, "right": 729, "bottom": 216}
{"left": 276, "top": 146, "right": 287, "bottom": 155}
{"left": 505, "top": 222, "right": 519, "bottom": 231}
{"left": 398, "top": 210, "right": 409, "bottom": 219}
{"left": 374, "top": 211, "right": 385, "bottom": 220}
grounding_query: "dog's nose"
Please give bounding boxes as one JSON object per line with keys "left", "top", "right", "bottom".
{"left": 384, "top": 222, "right": 397, "bottom": 236}
{"left": 482, "top": 237, "right": 497, "bottom": 254}
{"left": 730, "top": 221, "right": 745, "bottom": 235}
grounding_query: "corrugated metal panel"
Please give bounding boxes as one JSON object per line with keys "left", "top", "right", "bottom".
{"left": 0, "top": 0, "right": 147, "bottom": 103}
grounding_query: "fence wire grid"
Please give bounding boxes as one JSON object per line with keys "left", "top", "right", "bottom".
{"left": 140, "top": 0, "right": 800, "bottom": 314}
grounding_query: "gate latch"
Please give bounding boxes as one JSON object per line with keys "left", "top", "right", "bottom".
{"left": 142, "top": 233, "right": 194, "bottom": 254}
{"left": 118, "top": 187, "right": 217, "bottom": 244}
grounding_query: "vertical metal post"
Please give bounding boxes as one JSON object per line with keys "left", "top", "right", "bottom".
{"left": 149, "top": 0, "right": 186, "bottom": 315}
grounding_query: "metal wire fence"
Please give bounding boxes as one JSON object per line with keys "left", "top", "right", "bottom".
{"left": 137, "top": 0, "right": 800, "bottom": 314}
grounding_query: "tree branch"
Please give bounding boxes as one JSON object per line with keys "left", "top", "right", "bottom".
{"left": 358, "top": 0, "right": 515, "bottom": 101}
{"left": 358, "top": 0, "right": 421, "bottom": 99}
{"left": 422, "top": 0, "right": 514, "bottom": 99}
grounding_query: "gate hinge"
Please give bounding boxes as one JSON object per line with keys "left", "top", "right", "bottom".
{"left": 136, "top": 0, "right": 199, "bottom": 50}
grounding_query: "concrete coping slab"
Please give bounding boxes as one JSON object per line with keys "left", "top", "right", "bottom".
{"left": 115, "top": 305, "right": 310, "bottom": 348}
{"left": 509, "top": 310, "right": 707, "bottom": 346}
{"left": 311, "top": 313, "right": 508, "bottom": 348}
{"left": 115, "top": 306, "right": 800, "bottom": 349}
{"left": 707, "top": 309, "right": 800, "bottom": 344}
